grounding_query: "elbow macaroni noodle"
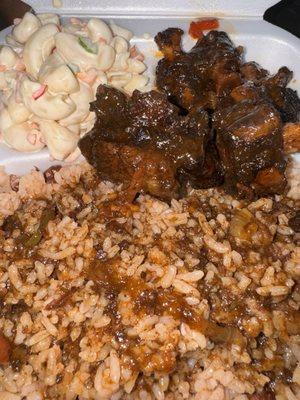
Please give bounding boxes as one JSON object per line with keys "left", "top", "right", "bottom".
{"left": 0, "top": 13, "right": 148, "bottom": 160}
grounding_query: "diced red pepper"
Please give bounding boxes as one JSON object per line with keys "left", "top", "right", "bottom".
{"left": 98, "top": 37, "right": 107, "bottom": 45}
{"left": 32, "top": 85, "right": 47, "bottom": 100}
{"left": 189, "top": 18, "right": 219, "bottom": 39}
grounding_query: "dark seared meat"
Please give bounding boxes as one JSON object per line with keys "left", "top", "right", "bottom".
{"left": 264, "top": 66, "right": 293, "bottom": 88}
{"left": 153, "top": 27, "right": 299, "bottom": 197}
{"left": 155, "top": 30, "right": 242, "bottom": 111}
{"left": 262, "top": 67, "right": 299, "bottom": 122}
{"left": 80, "top": 137, "right": 179, "bottom": 201}
{"left": 266, "top": 86, "right": 300, "bottom": 122}
{"left": 213, "top": 100, "right": 286, "bottom": 197}
{"left": 79, "top": 29, "right": 300, "bottom": 201}
{"left": 230, "top": 84, "right": 300, "bottom": 123}
{"left": 79, "top": 85, "right": 210, "bottom": 200}
{"left": 88, "top": 84, "right": 130, "bottom": 142}
{"left": 177, "top": 141, "right": 224, "bottom": 190}
{"left": 155, "top": 28, "right": 299, "bottom": 121}
{"left": 240, "top": 62, "right": 268, "bottom": 83}
{"left": 154, "top": 27, "right": 183, "bottom": 61}
{"left": 234, "top": 65, "right": 300, "bottom": 122}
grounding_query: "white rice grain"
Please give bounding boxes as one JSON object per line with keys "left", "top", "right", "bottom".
{"left": 158, "top": 265, "right": 177, "bottom": 288}
{"left": 176, "top": 270, "right": 204, "bottom": 282}
{"left": 109, "top": 350, "right": 121, "bottom": 384}
{"left": 173, "top": 279, "right": 198, "bottom": 295}
{"left": 203, "top": 235, "right": 230, "bottom": 254}
{"left": 41, "top": 316, "right": 58, "bottom": 336}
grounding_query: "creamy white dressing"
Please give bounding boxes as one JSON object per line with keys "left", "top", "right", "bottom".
{"left": 0, "top": 13, "right": 148, "bottom": 160}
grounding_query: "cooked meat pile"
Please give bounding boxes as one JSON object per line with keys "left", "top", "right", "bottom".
{"left": 80, "top": 86, "right": 213, "bottom": 201}
{"left": 79, "top": 29, "right": 300, "bottom": 200}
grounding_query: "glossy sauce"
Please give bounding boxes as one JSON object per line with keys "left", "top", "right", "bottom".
{"left": 87, "top": 256, "right": 245, "bottom": 373}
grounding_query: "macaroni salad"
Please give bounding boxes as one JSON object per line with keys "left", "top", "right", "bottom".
{"left": 0, "top": 13, "right": 148, "bottom": 160}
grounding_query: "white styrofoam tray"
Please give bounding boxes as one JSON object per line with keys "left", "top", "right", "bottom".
{"left": 24, "top": 0, "right": 277, "bottom": 18}
{"left": 0, "top": 5, "right": 299, "bottom": 174}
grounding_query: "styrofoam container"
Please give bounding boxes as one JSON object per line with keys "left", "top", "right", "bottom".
{"left": 0, "top": 0, "right": 299, "bottom": 174}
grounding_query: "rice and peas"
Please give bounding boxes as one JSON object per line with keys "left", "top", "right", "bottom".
{"left": 0, "top": 161, "right": 298, "bottom": 400}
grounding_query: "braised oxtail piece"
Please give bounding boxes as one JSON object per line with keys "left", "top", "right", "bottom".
{"left": 261, "top": 66, "right": 299, "bottom": 122}
{"left": 232, "top": 65, "right": 300, "bottom": 122}
{"left": 154, "top": 28, "right": 300, "bottom": 197}
{"left": 213, "top": 100, "right": 286, "bottom": 197}
{"left": 155, "top": 29, "right": 243, "bottom": 111}
{"left": 177, "top": 140, "right": 224, "bottom": 190}
{"left": 79, "top": 29, "right": 300, "bottom": 201}
{"left": 79, "top": 85, "right": 210, "bottom": 201}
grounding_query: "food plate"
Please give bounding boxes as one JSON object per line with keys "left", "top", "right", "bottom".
{"left": 0, "top": 1, "right": 299, "bottom": 173}
{"left": 0, "top": 3, "right": 299, "bottom": 399}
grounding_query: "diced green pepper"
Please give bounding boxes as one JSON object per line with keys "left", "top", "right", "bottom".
{"left": 18, "top": 207, "right": 56, "bottom": 249}
{"left": 78, "top": 36, "right": 98, "bottom": 54}
{"left": 21, "top": 231, "right": 42, "bottom": 249}
{"left": 39, "top": 208, "right": 56, "bottom": 232}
